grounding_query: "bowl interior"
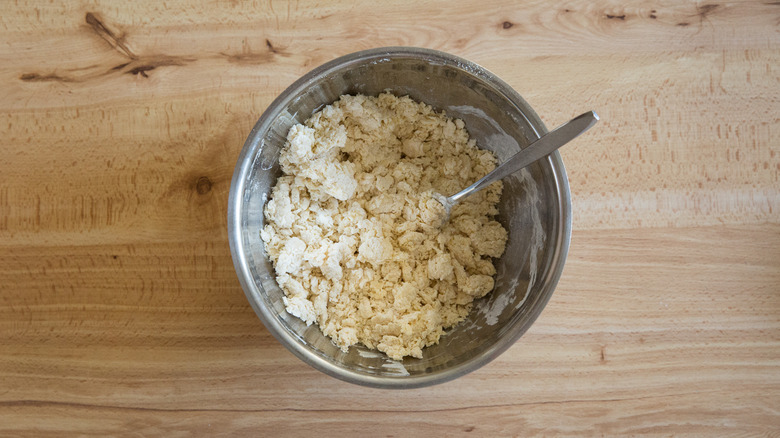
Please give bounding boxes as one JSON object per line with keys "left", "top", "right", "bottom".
{"left": 232, "top": 48, "right": 569, "bottom": 388}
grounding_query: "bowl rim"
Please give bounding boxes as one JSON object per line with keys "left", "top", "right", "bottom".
{"left": 227, "top": 46, "right": 572, "bottom": 389}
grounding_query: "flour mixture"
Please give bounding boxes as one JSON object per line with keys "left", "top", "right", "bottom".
{"left": 260, "top": 93, "right": 507, "bottom": 360}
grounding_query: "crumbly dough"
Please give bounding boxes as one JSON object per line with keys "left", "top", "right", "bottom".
{"left": 261, "top": 93, "right": 508, "bottom": 360}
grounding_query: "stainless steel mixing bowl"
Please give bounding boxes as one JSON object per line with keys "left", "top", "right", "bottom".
{"left": 228, "top": 47, "right": 571, "bottom": 388}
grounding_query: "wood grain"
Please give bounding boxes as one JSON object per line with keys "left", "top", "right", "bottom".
{"left": 1, "top": 0, "right": 778, "bottom": 436}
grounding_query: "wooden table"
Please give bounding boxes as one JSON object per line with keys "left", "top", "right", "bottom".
{"left": 2, "top": 1, "right": 778, "bottom": 435}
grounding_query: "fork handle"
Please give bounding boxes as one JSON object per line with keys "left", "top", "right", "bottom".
{"left": 449, "top": 111, "right": 599, "bottom": 204}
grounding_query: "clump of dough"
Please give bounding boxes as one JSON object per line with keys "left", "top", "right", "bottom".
{"left": 261, "top": 93, "right": 507, "bottom": 360}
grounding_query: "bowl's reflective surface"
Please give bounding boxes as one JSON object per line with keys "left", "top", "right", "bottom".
{"left": 228, "top": 47, "right": 571, "bottom": 388}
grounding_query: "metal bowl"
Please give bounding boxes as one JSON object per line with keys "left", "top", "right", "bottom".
{"left": 228, "top": 47, "right": 571, "bottom": 388}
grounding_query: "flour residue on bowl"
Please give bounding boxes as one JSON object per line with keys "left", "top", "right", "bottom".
{"left": 381, "top": 360, "right": 410, "bottom": 376}
{"left": 357, "top": 348, "right": 381, "bottom": 359}
{"left": 475, "top": 166, "right": 545, "bottom": 325}
{"left": 520, "top": 197, "right": 546, "bottom": 306}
